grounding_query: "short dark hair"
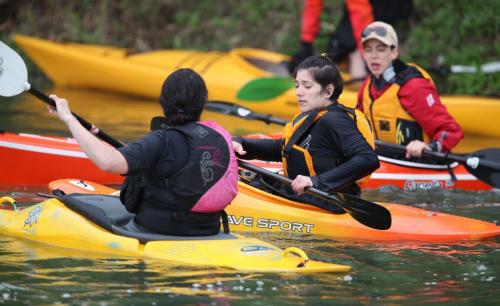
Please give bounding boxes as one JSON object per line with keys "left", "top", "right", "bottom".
{"left": 293, "top": 54, "right": 343, "bottom": 101}
{"left": 159, "top": 68, "right": 208, "bottom": 126}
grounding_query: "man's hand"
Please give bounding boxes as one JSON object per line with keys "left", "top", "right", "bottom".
{"left": 405, "top": 140, "right": 431, "bottom": 158}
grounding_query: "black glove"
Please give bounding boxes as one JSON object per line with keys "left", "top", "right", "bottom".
{"left": 287, "top": 41, "right": 313, "bottom": 73}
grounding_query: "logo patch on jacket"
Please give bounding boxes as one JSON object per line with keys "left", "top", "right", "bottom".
{"left": 426, "top": 93, "right": 435, "bottom": 107}
{"left": 193, "top": 125, "right": 209, "bottom": 138}
{"left": 299, "top": 134, "right": 312, "bottom": 149}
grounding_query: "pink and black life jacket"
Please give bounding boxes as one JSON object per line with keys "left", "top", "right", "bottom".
{"left": 131, "top": 121, "right": 238, "bottom": 236}
{"left": 156, "top": 121, "right": 238, "bottom": 212}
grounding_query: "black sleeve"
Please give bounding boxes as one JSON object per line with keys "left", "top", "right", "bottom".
{"left": 118, "top": 130, "right": 176, "bottom": 176}
{"left": 312, "top": 112, "right": 380, "bottom": 192}
{"left": 233, "top": 137, "right": 283, "bottom": 162}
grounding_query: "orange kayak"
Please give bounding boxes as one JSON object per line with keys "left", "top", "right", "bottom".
{"left": 49, "top": 179, "right": 500, "bottom": 242}
{"left": 1, "top": 131, "right": 491, "bottom": 190}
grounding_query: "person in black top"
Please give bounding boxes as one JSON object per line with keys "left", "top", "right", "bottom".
{"left": 48, "top": 69, "right": 238, "bottom": 236}
{"left": 234, "top": 54, "right": 379, "bottom": 211}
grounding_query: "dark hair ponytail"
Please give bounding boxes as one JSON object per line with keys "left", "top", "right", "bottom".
{"left": 159, "top": 68, "right": 208, "bottom": 126}
{"left": 293, "top": 53, "right": 343, "bottom": 101}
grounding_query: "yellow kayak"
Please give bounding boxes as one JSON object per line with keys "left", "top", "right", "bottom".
{"left": 13, "top": 34, "right": 500, "bottom": 152}
{"left": 0, "top": 195, "right": 350, "bottom": 273}
{"left": 13, "top": 34, "right": 298, "bottom": 119}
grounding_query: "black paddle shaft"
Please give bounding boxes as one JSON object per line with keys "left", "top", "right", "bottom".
{"left": 238, "top": 159, "right": 392, "bottom": 230}
{"left": 205, "top": 101, "right": 288, "bottom": 126}
{"left": 28, "top": 88, "right": 124, "bottom": 149}
{"left": 375, "top": 140, "right": 500, "bottom": 188}
{"left": 376, "top": 140, "right": 500, "bottom": 172}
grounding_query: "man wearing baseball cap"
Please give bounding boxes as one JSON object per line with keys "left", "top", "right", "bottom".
{"left": 356, "top": 21, "right": 463, "bottom": 159}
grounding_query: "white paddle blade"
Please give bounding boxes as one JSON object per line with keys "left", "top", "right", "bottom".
{"left": 0, "top": 40, "right": 30, "bottom": 97}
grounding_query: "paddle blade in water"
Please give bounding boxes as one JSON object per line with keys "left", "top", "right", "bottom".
{"left": 464, "top": 148, "right": 500, "bottom": 188}
{"left": 236, "top": 77, "right": 294, "bottom": 101}
{"left": 0, "top": 41, "right": 30, "bottom": 97}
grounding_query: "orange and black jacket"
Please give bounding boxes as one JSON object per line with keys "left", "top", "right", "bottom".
{"left": 235, "top": 104, "right": 379, "bottom": 195}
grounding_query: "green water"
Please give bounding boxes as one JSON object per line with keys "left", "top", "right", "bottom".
{"left": 0, "top": 89, "right": 499, "bottom": 305}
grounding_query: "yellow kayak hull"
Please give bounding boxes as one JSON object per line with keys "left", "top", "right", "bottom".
{"left": 13, "top": 34, "right": 500, "bottom": 153}
{"left": 13, "top": 34, "right": 298, "bottom": 119}
{"left": 0, "top": 197, "right": 350, "bottom": 273}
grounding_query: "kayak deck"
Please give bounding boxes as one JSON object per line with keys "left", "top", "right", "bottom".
{"left": 0, "top": 195, "right": 350, "bottom": 273}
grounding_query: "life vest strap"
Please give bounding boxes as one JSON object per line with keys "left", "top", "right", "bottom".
{"left": 220, "top": 210, "right": 230, "bottom": 234}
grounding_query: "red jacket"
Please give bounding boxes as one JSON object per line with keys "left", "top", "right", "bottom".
{"left": 357, "top": 74, "right": 464, "bottom": 152}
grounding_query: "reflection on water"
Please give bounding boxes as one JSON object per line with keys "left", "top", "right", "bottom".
{"left": 0, "top": 88, "right": 499, "bottom": 305}
{"left": 0, "top": 232, "right": 498, "bottom": 305}
{"left": 364, "top": 186, "right": 500, "bottom": 224}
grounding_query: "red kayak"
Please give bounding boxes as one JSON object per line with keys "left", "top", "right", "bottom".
{"left": 0, "top": 131, "right": 122, "bottom": 185}
{"left": 249, "top": 157, "right": 491, "bottom": 191}
{"left": 0, "top": 131, "right": 493, "bottom": 190}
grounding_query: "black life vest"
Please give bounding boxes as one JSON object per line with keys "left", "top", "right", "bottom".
{"left": 121, "top": 121, "right": 238, "bottom": 236}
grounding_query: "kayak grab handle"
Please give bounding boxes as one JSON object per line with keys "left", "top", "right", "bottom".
{"left": 283, "top": 246, "right": 310, "bottom": 268}
{"left": 0, "top": 197, "right": 17, "bottom": 211}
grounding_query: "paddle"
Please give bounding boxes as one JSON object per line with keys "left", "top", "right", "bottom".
{"left": 205, "top": 100, "right": 288, "bottom": 125}
{"left": 426, "top": 61, "right": 500, "bottom": 76}
{"left": 375, "top": 140, "right": 500, "bottom": 188}
{"left": 238, "top": 160, "right": 391, "bottom": 230}
{"left": 345, "top": 61, "right": 500, "bottom": 83}
{"left": 0, "top": 40, "right": 123, "bottom": 149}
{"left": 202, "top": 100, "right": 500, "bottom": 188}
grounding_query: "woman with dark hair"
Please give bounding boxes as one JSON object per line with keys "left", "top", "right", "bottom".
{"left": 48, "top": 68, "right": 238, "bottom": 236}
{"left": 234, "top": 54, "right": 379, "bottom": 211}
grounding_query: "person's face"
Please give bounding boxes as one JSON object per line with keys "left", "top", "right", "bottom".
{"left": 295, "top": 69, "right": 334, "bottom": 113}
{"left": 362, "top": 39, "right": 398, "bottom": 78}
